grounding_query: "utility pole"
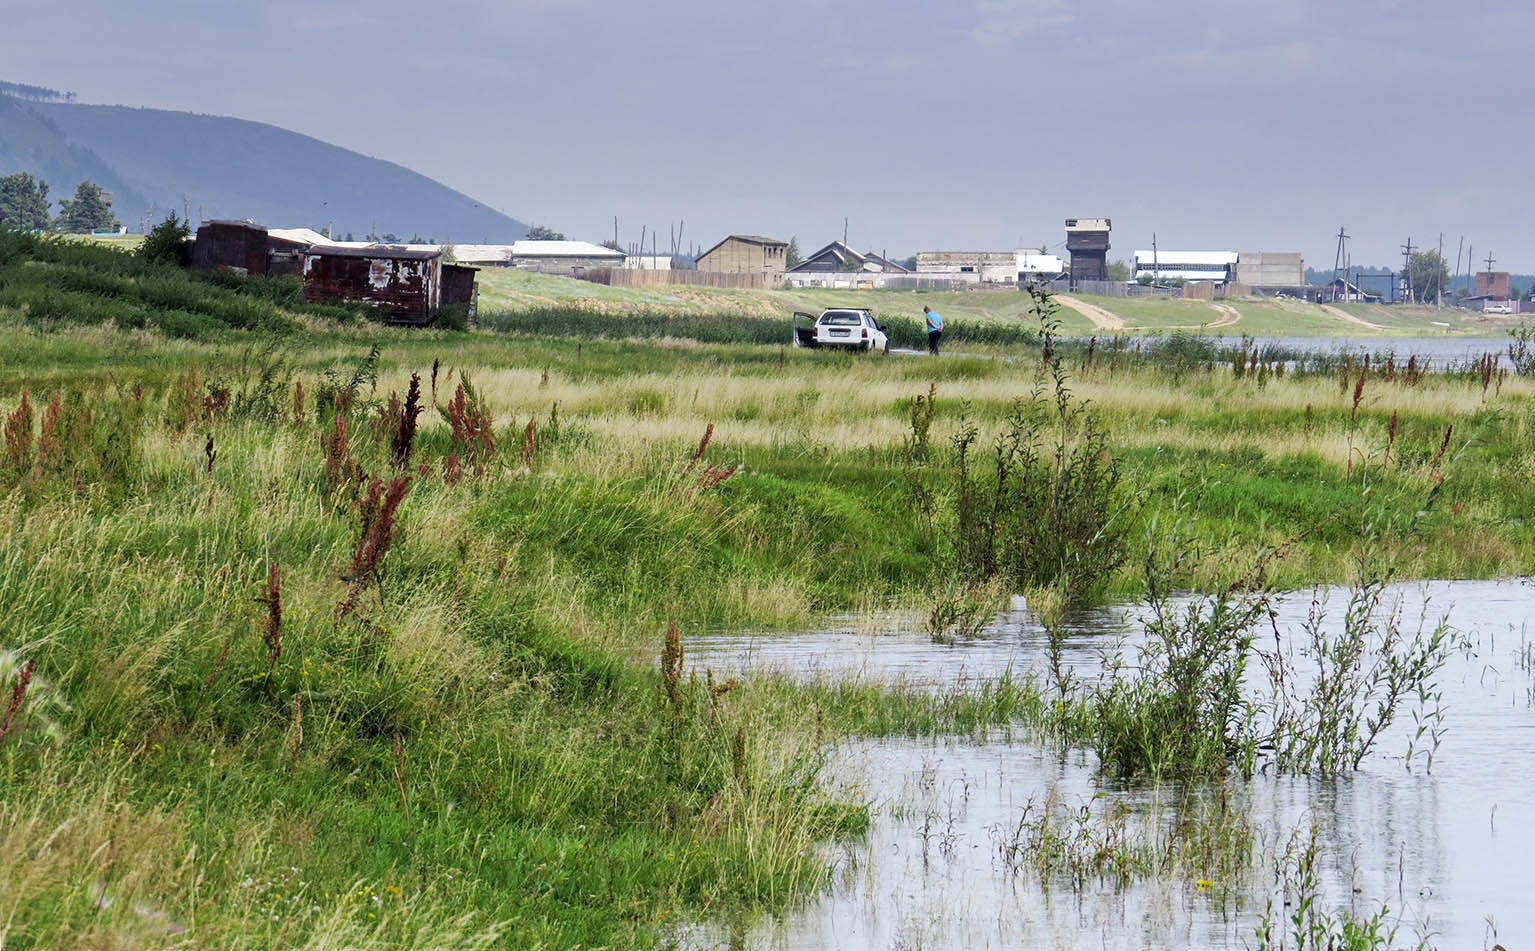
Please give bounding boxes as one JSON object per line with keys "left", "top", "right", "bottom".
{"left": 843, "top": 217, "right": 848, "bottom": 247}
{"left": 614, "top": 216, "right": 619, "bottom": 250}
{"left": 1152, "top": 232, "right": 1160, "bottom": 286}
{"left": 1486, "top": 249, "right": 1496, "bottom": 273}
{"left": 1453, "top": 235, "right": 1464, "bottom": 299}
{"left": 1331, "top": 227, "right": 1348, "bottom": 301}
{"left": 1437, "top": 233, "right": 1444, "bottom": 308}
{"left": 1401, "top": 237, "right": 1416, "bottom": 304}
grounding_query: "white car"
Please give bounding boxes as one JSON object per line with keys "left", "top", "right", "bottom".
{"left": 793, "top": 308, "right": 889, "bottom": 353}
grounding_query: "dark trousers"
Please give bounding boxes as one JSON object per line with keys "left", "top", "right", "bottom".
{"left": 927, "top": 329, "right": 942, "bottom": 354}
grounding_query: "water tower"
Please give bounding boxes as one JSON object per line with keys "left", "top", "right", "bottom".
{"left": 1065, "top": 218, "right": 1111, "bottom": 283}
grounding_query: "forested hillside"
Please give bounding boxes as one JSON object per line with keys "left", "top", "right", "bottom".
{"left": 0, "top": 89, "right": 527, "bottom": 240}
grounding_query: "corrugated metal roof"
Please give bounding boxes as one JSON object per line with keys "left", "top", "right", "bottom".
{"left": 268, "top": 227, "right": 337, "bottom": 246}
{"left": 1132, "top": 250, "right": 1238, "bottom": 266}
{"left": 510, "top": 240, "right": 624, "bottom": 258}
{"left": 448, "top": 245, "right": 515, "bottom": 264}
{"left": 303, "top": 245, "right": 441, "bottom": 262}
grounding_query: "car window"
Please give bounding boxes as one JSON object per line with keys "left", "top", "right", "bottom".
{"left": 819, "top": 312, "right": 863, "bottom": 326}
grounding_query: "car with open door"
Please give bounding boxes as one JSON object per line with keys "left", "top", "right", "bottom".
{"left": 791, "top": 308, "right": 889, "bottom": 353}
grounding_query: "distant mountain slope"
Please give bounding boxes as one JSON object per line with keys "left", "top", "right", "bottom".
{"left": 2, "top": 92, "right": 526, "bottom": 241}
{"left": 0, "top": 94, "right": 149, "bottom": 216}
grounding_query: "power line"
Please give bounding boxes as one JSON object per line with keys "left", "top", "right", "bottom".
{"left": 1437, "top": 233, "right": 1444, "bottom": 308}
{"left": 1331, "top": 227, "right": 1349, "bottom": 301}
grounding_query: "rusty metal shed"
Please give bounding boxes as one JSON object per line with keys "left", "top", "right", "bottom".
{"left": 441, "top": 263, "right": 479, "bottom": 323}
{"left": 301, "top": 246, "right": 442, "bottom": 323}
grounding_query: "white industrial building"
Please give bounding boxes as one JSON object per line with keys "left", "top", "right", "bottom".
{"left": 399, "top": 240, "right": 624, "bottom": 273}
{"left": 1132, "top": 250, "right": 1238, "bottom": 283}
{"left": 623, "top": 253, "right": 673, "bottom": 271}
{"left": 1234, "top": 252, "right": 1305, "bottom": 287}
{"left": 1017, "top": 250, "right": 1065, "bottom": 279}
{"left": 916, "top": 249, "right": 1064, "bottom": 284}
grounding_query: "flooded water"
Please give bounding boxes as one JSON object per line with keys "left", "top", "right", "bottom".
{"left": 1243, "top": 336, "right": 1514, "bottom": 367}
{"left": 680, "top": 579, "right": 1535, "bottom": 950}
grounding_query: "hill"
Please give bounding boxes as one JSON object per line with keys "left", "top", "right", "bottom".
{"left": 0, "top": 89, "right": 527, "bottom": 241}
{"left": 0, "top": 94, "right": 150, "bottom": 217}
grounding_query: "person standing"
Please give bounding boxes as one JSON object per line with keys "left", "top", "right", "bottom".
{"left": 923, "top": 305, "right": 943, "bottom": 355}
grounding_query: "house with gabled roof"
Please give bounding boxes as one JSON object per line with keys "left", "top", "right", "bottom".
{"left": 696, "top": 234, "right": 789, "bottom": 281}
{"left": 789, "top": 240, "right": 908, "bottom": 275}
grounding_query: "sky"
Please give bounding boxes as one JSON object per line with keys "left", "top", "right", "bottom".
{"left": 3, "top": 0, "right": 1531, "bottom": 271}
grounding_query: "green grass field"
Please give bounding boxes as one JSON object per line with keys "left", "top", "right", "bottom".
{"left": 2, "top": 235, "right": 1532, "bottom": 947}
{"left": 474, "top": 268, "right": 1516, "bottom": 339}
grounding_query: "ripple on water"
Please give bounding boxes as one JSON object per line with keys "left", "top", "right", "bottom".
{"left": 679, "top": 579, "right": 1535, "bottom": 950}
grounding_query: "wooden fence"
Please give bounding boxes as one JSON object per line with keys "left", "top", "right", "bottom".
{"left": 1041, "top": 279, "right": 1252, "bottom": 300}
{"left": 580, "top": 268, "right": 777, "bottom": 290}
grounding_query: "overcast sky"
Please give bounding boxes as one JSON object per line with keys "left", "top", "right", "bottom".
{"left": 4, "top": 0, "right": 1530, "bottom": 270}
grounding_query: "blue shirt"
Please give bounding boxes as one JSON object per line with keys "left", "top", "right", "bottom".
{"left": 925, "top": 310, "right": 943, "bottom": 332}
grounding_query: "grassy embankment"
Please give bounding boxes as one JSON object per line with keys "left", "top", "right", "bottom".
{"left": 474, "top": 267, "right": 1522, "bottom": 339}
{"left": 1, "top": 235, "right": 1532, "bottom": 947}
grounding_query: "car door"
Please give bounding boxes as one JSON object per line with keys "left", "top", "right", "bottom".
{"left": 865, "top": 314, "right": 886, "bottom": 350}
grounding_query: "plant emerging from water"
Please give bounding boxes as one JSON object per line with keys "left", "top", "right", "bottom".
{"left": 1254, "top": 825, "right": 1432, "bottom": 951}
{"left": 939, "top": 286, "right": 1131, "bottom": 606}
{"left": 1058, "top": 503, "right": 1457, "bottom": 780}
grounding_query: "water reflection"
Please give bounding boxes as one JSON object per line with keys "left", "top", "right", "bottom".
{"left": 680, "top": 579, "right": 1535, "bottom": 950}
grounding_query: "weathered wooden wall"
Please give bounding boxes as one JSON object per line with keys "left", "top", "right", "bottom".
{"left": 696, "top": 239, "right": 786, "bottom": 280}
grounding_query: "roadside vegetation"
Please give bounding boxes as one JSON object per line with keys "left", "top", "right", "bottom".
{"left": 472, "top": 266, "right": 1521, "bottom": 339}
{"left": 1, "top": 237, "right": 1528, "bottom": 947}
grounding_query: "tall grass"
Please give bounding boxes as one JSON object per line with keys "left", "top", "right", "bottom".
{"left": 0, "top": 280, "right": 1526, "bottom": 945}
{"left": 0, "top": 356, "right": 1036, "bottom": 948}
{"left": 479, "top": 304, "right": 1041, "bottom": 350}
{"left": 0, "top": 230, "right": 363, "bottom": 337}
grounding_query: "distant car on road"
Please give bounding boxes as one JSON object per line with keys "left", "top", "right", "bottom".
{"left": 792, "top": 308, "right": 889, "bottom": 353}
{"left": 1484, "top": 301, "right": 1514, "bottom": 315}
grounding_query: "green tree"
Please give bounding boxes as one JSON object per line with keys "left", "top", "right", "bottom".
{"left": 1407, "top": 250, "right": 1449, "bottom": 303}
{"left": 0, "top": 172, "right": 51, "bottom": 231}
{"left": 1106, "top": 259, "right": 1132, "bottom": 281}
{"left": 137, "top": 213, "right": 190, "bottom": 266}
{"left": 525, "top": 223, "right": 565, "bottom": 241}
{"left": 54, "top": 180, "right": 119, "bottom": 234}
{"left": 785, "top": 235, "right": 802, "bottom": 269}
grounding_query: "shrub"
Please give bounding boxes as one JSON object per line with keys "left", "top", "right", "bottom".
{"left": 936, "top": 286, "right": 1131, "bottom": 605}
{"left": 137, "top": 214, "right": 191, "bottom": 266}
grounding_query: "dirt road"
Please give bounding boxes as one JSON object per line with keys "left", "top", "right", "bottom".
{"left": 1056, "top": 295, "right": 1125, "bottom": 331}
{"left": 1207, "top": 303, "right": 1241, "bottom": 328}
{"left": 1318, "top": 304, "right": 1385, "bottom": 330}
